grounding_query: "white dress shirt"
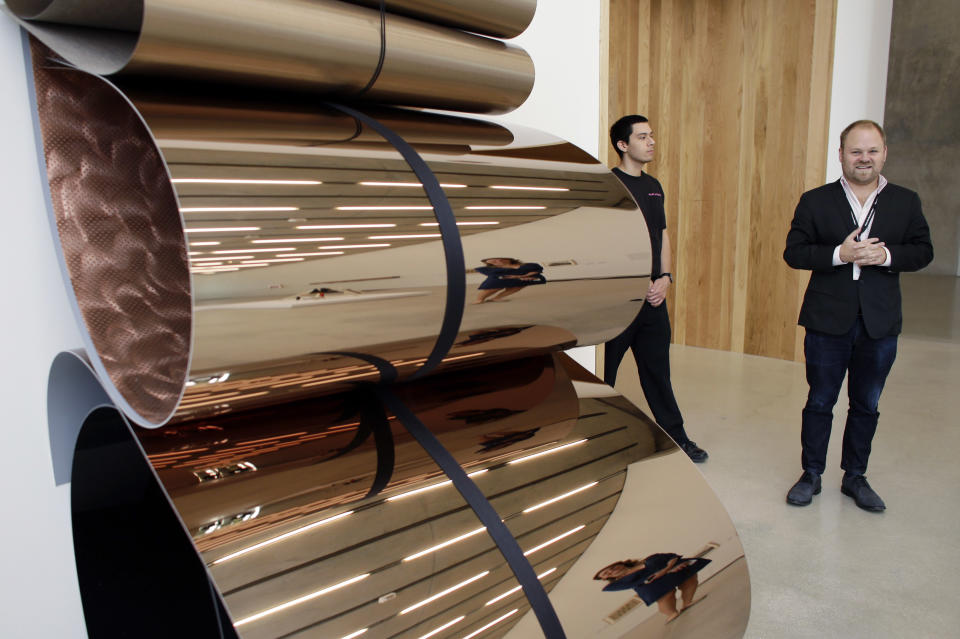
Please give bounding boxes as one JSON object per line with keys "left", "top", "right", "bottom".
{"left": 833, "top": 174, "right": 890, "bottom": 280}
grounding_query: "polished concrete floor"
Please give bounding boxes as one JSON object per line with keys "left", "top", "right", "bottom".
{"left": 608, "top": 274, "right": 960, "bottom": 638}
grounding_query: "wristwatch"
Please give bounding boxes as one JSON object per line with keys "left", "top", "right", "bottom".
{"left": 660, "top": 272, "right": 673, "bottom": 283}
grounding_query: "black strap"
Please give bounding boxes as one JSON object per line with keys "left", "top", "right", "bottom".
{"left": 326, "top": 103, "right": 466, "bottom": 381}
{"left": 377, "top": 387, "right": 567, "bottom": 639}
{"left": 353, "top": 0, "right": 388, "bottom": 97}
{"left": 852, "top": 193, "right": 879, "bottom": 242}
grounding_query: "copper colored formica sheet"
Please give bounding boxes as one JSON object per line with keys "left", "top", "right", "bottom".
{"left": 64, "top": 351, "right": 749, "bottom": 639}
{"left": 26, "top": 41, "right": 651, "bottom": 423}
{"left": 27, "top": 39, "right": 191, "bottom": 427}
{"left": 344, "top": 0, "right": 537, "bottom": 38}
{"left": 7, "top": 0, "right": 535, "bottom": 113}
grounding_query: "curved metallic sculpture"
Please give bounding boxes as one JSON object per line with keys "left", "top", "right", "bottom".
{"left": 13, "top": 2, "right": 749, "bottom": 637}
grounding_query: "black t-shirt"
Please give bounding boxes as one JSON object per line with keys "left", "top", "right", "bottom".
{"left": 612, "top": 167, "right": 667, "bottom": 278}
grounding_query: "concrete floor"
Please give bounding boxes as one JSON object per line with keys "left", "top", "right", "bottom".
{"left": 610, "top": 274, "right": 960, "bottom": 639}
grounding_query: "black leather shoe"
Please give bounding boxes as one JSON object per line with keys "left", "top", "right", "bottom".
{"left": 679, "top": 440, "right": 708, "bottom": 463}
{"left": 786, "top": 471, "right": 821, "bottom": 506}
{"left": 841, "top": 474, "right": 886, "bottom": 512}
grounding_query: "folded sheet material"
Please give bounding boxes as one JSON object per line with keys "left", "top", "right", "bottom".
{"left": 63, "top": 350, "right": 753, "bottom": 639}
{"left": 26, "top": 40, "right": 651, "bottom": 426}
{"left": 344, "top": 0, "right": 537, "bottom": 38}
{"left": 7, "top": 0, "right": 535, "bottom": 113}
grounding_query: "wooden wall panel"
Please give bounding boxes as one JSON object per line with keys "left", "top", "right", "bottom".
{"left": 602, "top": 0, "right": 836, "bottom": 361}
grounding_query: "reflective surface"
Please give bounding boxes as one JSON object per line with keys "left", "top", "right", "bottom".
{"left": 9, "top": 0, "right": 534, "bottom": 113}
{"left": 27, "top": 40, "right": 651, "bottom": 420}
{"left": 69, "top": 353, "right": 748, "bottom": 639}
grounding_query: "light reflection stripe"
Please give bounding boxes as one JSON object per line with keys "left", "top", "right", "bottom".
{"left": 296, "top": 224, "right": 396, "bottom": 229}
{"left": 403, "top": 527, "right": 486, "bottom": 562}
{"left": 484, "top": 568, "right": 556, "bottom": 606}
{"left": 251, "top": 237, "right": 344, "bottom": 243}
{"left": 507, "top": 440, "right": 587, "bottom": 465}
{"left": 522, "top": 482, "right": 598, "bottom": 513}
{"left": 172, "top": 179, "right": 321, "bottom": 185}
{"left": 181, "top": 207, "right": 298, "bottom": 212}
{"left": 387, "top": 469, "right": 487, "bottom": 501}
{"left": 523, "top": 526, "right": 585, "bottom": 556}
{"left": 400, "top": 571, "right": 489, "bottom": 615}
{"left": 489, "top": 185, "right": 569, "bottom": 191}
{"left": 213, "top": 510, "right": 354, "bottom": 564}
{"left": 418, "top": 616, "right": 465, "bottom": 639}
{"left": 338, "top": 630, "right": 367, "bottom": 639}
{"left": 233, "top": 573, "right": 369, "bottom": 626}
{"left": 462, "top": 609, "right": 519, "bottom": 639}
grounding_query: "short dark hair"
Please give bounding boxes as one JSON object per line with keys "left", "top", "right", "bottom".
{"left": 610, "top": 115, "right": 649, "bottom": 159}
{"left": 840, "top": 120, "right": 886, "bottom": 148}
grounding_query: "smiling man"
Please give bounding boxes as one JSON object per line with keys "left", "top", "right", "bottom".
{"left": 783, "top": 120, "right": 933, "bottom": 511}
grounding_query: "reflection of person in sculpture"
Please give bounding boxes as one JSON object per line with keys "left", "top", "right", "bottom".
{"left": 473, "top": 257, "right": 545, "bottom": 303}
{"left": 594, "top": 553, "right": 711, "bottom": 622}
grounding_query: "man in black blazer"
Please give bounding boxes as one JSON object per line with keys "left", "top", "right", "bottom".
{"left": 783, "top": 120, "right": 933, "bottom": 512}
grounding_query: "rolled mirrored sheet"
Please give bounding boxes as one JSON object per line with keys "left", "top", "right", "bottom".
{"left": 64, "top": 351, "right": 749, "bottom": 639}
{"left": 7, "top": 0, "right": 535, "bottom": 113}
{"left": 343, "top": 0, "right": 537, "bottom": 38}
{"left": 26, "top": 40, "right": 650, "bottom": 424}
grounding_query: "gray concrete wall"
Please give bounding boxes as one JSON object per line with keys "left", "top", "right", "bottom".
{"left": 883, "top": 0, "right": 960, "bottom": 276}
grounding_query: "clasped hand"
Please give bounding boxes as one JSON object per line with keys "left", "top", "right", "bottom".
{"left": 646, "top": 276, "right": 670, "bottom": 306}
{"left": 839, "top": 227, "right": 886, "bottom": 266}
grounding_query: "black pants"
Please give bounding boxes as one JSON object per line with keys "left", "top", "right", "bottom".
{"left": 604, "top": 303, "right": 689, "bottom": 444}
{"left": 801, "top": 316, "right": 898, "bottom": 475}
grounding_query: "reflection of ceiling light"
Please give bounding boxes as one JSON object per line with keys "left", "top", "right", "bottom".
{"left": 359, "top": 181, "right": 466, "bottom": 188}
{"left": 339, "top": 630, "right": 367, "bottom": 639}
{"left": 188, "top": 252, "right": 203, "bottom": 256}
{"left": 233, "top": 573, "right": 370, "bottom": 627}
{"left": 189, "top": 241, "right": 220, "bottom": 246}
{"left": 252, "top": 237, "right": 344, "bottom": 243}
{"left": 403, "top": 527, "right": 486, "bottom": 562}
{"left": 419, "top": 221, "right": 499, "bottom": 226}
{"left": 463, "top": 609, "right": 519, "bottom": 639}
{"left": 485, "top": 568, "right": 557, "bottom": 606}
{"left": 387, "top": 469, "right": 487, "bottom": 501}
{"left": 523, "top": 525, "right": 585, "bottom": 556}
{"left": 400, "top": 571, "right": 489, "bottom": 615}
{"left": 490, "top": 185, "right": 569, "bottom": 191}
{"left": 193, "top": 267, "right": 240, "bottom": 273}
{"left": 522, "top": 482, "right": 598, "bottom": 513}
{"left": 213, "top": 510, "right": 354, "bottom": 564}
{"left": 417, "top": 616, "right": 465, "bottom": 639}
{"left": 191, "top": 261, "right": 222, "bottom": 266}
{"left": 368, "top": 234, "right": 440, "bottom": 239}
{"left": 321, "top": 244, "right": 391, "bottom": 249}
{"left": 185, "top": 227, "right": 261, "bottom": 233}
{"left": 213, "top": 248, "right": 296, "bottom": 254}
{"left": 180, "top": 207, "right": 299, "bottom": 212}
{"left": 465, "top": 206, "right": 547, "bottom": 210}
{"left": 336, "top": 206, "right": 433, "bottom": 211}
{"left": 240, "top": 257, "right": 304, "bottom": 264}
{"left": 440, "top": 353, "right": 487, "bottom": 363}
{"left": 507, "top": 439, "right": 587, "bottom": 465}
{"left": 296, "top": 224, "right": 397, "bottom": 229}
{"left": 193, "top": 256, "right": 251, "bottom": 262}
{"left": 289, "top": 251, "right": 345, "bottom": 257}
{"left": 172, "top": 179, "right": 321, "bottom": 185}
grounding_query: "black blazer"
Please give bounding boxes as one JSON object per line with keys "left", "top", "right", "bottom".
{"left": 784, "top": 180, "right": 933, "bottom": 338}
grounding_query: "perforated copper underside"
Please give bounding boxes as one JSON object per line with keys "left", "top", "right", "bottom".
{"left": 30, "top": 38, "right": 191, "bottom": 426}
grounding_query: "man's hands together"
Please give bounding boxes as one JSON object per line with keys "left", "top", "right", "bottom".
{"left": 839, "top": 227, "right": 887, "bottom": 266}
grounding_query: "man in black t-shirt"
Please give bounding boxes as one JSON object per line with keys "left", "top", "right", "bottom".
{"left": 605, "top": 115, "right": 707, "bottom": 463}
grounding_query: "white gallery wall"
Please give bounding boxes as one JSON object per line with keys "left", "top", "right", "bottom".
{"left": 0, "top": 1, "right": 893, "bottom": 636}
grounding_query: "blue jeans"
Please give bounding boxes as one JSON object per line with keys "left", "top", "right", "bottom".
{"left": 801, "top": 316, "right": 898, "bottom": 475}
